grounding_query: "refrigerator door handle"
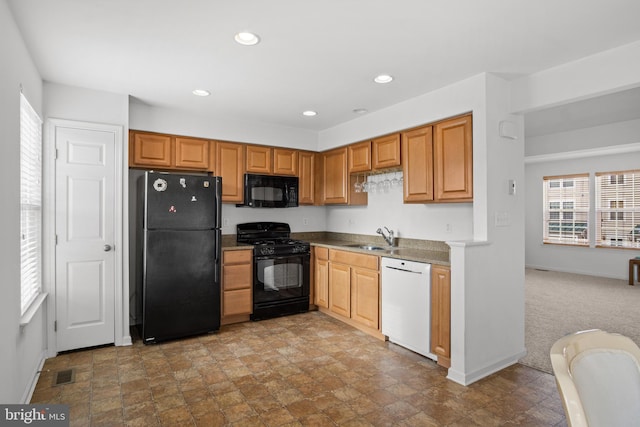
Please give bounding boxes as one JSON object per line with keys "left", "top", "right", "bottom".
{"left": 214, "top": 230, "right": 222, "bottom": 285}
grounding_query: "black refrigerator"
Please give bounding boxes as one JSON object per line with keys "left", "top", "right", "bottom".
{"left": 138, "top": 171, "right": 221, "bottom": 343}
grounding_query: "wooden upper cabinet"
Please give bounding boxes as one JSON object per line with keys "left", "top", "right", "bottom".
{"left": 216, "top": 141, "right": 245, "bottom": 203}
{"left": 402, "top": 125, "right": 434, "bottom": 203}
{"left": 246, "top": 145, "right": 272, "bottom": 174}
{"left": 130, "top": 131, "right": 172, "bottom": 168}
{"left": 372, "top": 133, "right": 401, "bottom": 170}
{"left": 273, "top": 148, "right": 298, "bottom": 176}
{"left": 348, "top": 141, "right": 372, "bottom": 173}
{"left": 298, "top": 151, "right": 315, "bottom": 205}
{"left": 174, "top": 137, "right": 210, "bottom": 170}
{"left": 434, "top": 114, "right": 473, "bottom": 202}
{"left": 323, "top": 147, "right": 349, "bottom": 204}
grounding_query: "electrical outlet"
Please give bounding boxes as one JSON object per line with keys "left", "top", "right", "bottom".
{"left": 223, "top": 218, "right": 229, "bottom": 227}
{"left": 303, "top": 218, "right": 309, "bottom": 225}
{"left": 446, "top": 224, "right": 452, "bottom": 233}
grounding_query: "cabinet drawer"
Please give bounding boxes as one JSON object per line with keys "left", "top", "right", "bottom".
{"left": 315, "top": 246, "right": 329, "bottom": 261}
{"left": 223, "top": 249, "right": 253, "bottom": 264}
{"left": 223, "top": 289, "right": 252, "bottom": 316}
{"left": 329, "top": 249, "right": 378, "bottom": 270}
{"left": 223, "top": 263, "right": 251, "bottom": 290}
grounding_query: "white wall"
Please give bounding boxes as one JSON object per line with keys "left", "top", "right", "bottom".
{"left": 0, "top": 0, "right": 45, "bottom": 403}
{"left": 511, "top": 40, "right": 640, "bottom": 114}
{"left": 320, "top": 75, "right": 485, "bottom": 242}
{"left": 525, "top": 119, "right": 640, "bottom": 279}
{"left": 320, "top": 73, "right": 527, "bottom": 385}
{"left": 325, "top": 175, "right": 473, "bottom": 241}
{"left": 43, "top": 82, "right": 131, "bottom": 348}
{"left": 130, "top": 100, "right": 318, "bottom": 151}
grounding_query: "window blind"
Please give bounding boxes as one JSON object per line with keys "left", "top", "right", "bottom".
{"left": 543, "top": 174, "right": 589, "bottom": 246}
{"left": 20, "top": 92, "right": 43, "bottom": 315}
{"left": 596, "top": 170, "right": 640, "bottom": 248}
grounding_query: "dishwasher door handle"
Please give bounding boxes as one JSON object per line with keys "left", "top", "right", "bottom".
{"left": 384, "top": 266, "right": 423, "bottom": 274}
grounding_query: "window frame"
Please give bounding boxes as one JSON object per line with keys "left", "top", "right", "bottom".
{"left": 20, "top": 92, "right": 44, "bottom": 318}
{"left": 595, "top": 170, "right": 640, "bottom": 249}
{"left": 542, "top": 173, "right": 590, "bottom": 246}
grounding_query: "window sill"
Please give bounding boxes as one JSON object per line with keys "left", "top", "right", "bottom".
{"left": 20, "top": 293, "right": 48, "bottom": 327}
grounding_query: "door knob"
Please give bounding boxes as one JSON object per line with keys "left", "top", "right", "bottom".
{"left": 104, "top": 244, "right": 113, "bottom": 252}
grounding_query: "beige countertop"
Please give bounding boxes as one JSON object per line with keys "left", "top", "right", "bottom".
{"left": 309, "top": 239, "right": 449, "bottom": 266}
{"left": 222, "top": 232, "right": 450, "bottom": 266}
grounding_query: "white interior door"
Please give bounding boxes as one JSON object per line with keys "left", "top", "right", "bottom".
{"left": 55, "top": 125, "right": 116, "bottom": 352}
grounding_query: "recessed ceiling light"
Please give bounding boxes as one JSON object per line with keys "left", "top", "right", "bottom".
{"left": 234, "top": 32, "right": 260, "bottom": 46}
{"left": 374, "top": 74, "right": 394, "bottom": 84}
{"left": 192, "top": 89, "right": 211, "bottom": 97}
{"left": 353, "top": 108, "right": 368, "bottom": 114}
{"left": 302, "top": 110, "right": 317, "bottom": 117}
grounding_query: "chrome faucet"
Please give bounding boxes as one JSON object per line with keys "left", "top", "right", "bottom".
{"left": 377, "top": 227, "right": 395, "bottom": 246}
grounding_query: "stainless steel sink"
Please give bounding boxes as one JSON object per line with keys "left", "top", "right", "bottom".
{"left": 344, "top": 244, "right": 387, "bottom": 251}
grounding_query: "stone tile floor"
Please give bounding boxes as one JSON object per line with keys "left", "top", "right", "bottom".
{"left": 31, "top": 311, "right": 567, "bottom": 426}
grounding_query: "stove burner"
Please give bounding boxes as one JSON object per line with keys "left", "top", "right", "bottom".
{"left": 237, "top": 223, "right": 310, "bottom": 257}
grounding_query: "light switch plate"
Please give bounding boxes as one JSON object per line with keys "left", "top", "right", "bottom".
{"left": 495, "top": 211, "right": 510, "bottom": 227}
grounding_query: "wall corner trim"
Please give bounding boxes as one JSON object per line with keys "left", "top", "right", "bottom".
{"left": 525, "top": 142, "right": 640, "bottom": 164}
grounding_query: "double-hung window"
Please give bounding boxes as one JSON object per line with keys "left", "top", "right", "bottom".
{"left": 543, "top": 174, "right": 589, "bottom": 246}
{"left": 20, "top": 93, "right": 43, "bottom": 316}
{"left": 596, "top": 170, "right": 640, "bottom": 248}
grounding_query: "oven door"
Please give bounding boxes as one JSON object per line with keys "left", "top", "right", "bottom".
{"left": 253, "top": 254, "right": 310, "bottom": 305}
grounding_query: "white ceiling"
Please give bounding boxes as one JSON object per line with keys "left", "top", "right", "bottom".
{"left": 8, "top": 0, "right": 640, "bottom": 132}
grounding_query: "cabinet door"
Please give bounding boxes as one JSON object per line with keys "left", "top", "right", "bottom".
{"left": 323, "top": 147, "right": 349, "bottom": 204}
{"left": 174, "top": 137, "right": 209, "bottom": 170}
{"left": 402, "top": 125, "right": 434, "bottom": 203}
{"left": 298, "top": 151, "right": 315, "bottom": 205}
{"left": 223, "top": 290, "right": 252, "bottom": 317}
{"left": 216, "top": 141, "right": 244, "bottom": 203}
{"left": 351, "top": 267, "right": 379, "bottom": 329}
{"left": 315, "top": 258, "right": 329, "bottom": 308}
{"left": 273, "top": 148, "right": 298, "bottom": 176}
{"left": 329, "top": 263, "right": 351, "bottom": 317}
{"left": 372, "top": 134, "right": 401, "bottom": 170}
{"left": 130, "top": 132, "right": 172, "bottom": 168}
{"left": 431, "top": 265, "right": 451, "bottom": 366}
{"left": 246, "top": 145, "right": 272, "bottom": 174}
{"left": 434, "top": 114, "right": 472, "bottom": 201}
{"left": 348, "top": 141, "right": 372, "bottom": 173}
{"left": 222, "top": 250, "right": 253, "bottom": 318}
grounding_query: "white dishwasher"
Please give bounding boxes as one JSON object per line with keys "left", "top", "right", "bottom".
{"left": 381, "top": 257, "right": 436, "bottom": 360}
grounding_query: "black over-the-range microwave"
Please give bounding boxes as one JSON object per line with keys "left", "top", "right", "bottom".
{"left": 237, "top": 173, "right": 299, "bottom": 208}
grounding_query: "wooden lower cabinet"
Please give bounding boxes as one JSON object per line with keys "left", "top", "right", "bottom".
{"left": 329, "top": 262, "right": 351, "bottom": 318}
{"left": 314, "top": 247, "right": 329, "bottom": 308}
{"left": 221, "top": 249, "right": 252, "bottom": 325}
{"left": 318, "top": 248, "right": 381, "bottom": 338}
{"left": 431, "top": 264, "right": 451, "bottom": 367}
{"left": 350, "top": 267, "right": 379, "bottom": 329}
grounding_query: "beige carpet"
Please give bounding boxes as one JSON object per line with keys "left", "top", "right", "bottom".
{"left": 520, "top": 268, "right": 640, "bottom": 374}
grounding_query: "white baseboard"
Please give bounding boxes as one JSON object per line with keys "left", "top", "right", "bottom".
{"left": 21, "top": 351, "right": 47, "bottom": 404}
{"left": 447, "top": 350, "right": 527, "bottom": 386}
